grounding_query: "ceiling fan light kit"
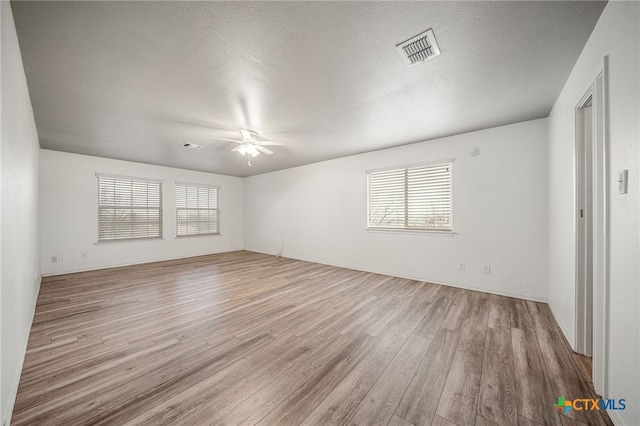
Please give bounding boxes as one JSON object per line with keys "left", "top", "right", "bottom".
{"left": 236, "top": 144, "right": 259, "bottom": 166}
{"left": 237, "top": 144, "right": 260, "bottom": 157}
{"left": 209, "top": 129, "right": 284, "bottom": 166}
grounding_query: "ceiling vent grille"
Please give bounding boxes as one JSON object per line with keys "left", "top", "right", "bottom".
{"left": 396, "top": 29, "right": 440, "bottom": 67}
{"left": 180, "top": 143, "right": 203, "bottom": 149}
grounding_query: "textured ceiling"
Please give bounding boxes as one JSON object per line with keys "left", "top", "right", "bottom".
{"left": 12, "top": 1, "right": 606, "bottom": 177}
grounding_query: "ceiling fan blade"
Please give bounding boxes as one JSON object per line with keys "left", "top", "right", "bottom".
{"left": 257, "top": 140, "right": 285, "bottom": 146}
{"left": 230, "top": 146, "right": 243, "bottom": 152}
{"left": 210, "top": 137, "right": 243, "bottom": 144}
{"left": 255, "top": 145, "right": 274, "bottom": 155}
{"left": 240, "top": 129, "right": 252, "bottom": 140}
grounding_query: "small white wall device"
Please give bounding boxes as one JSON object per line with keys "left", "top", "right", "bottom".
{"left": 618, "top": 170, "right": 628, "bottom": 194}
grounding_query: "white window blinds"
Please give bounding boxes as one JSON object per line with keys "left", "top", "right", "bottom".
{"left": 97, "top": 175, "right": 163, "bottom": 242}
{"left": 176, "top": 183, "right": 219, "bottom": 236}
{"left": 367, "top": 162, "right": 452, "bottom": 231}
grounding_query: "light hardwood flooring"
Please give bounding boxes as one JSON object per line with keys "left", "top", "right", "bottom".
{"left": 12, "top": 251, "right": 612, "bottom": 426}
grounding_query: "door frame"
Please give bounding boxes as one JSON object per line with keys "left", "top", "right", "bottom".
{"left": 574, "top": 56, "right": 610, "bottom": 397}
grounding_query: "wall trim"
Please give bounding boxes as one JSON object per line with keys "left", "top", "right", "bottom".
{"left": 2, "top": 275, "right": 41, "bottom": 426}
{"left": 606, "top": 410, "right": 623, "bottom": 426}
{"left": 255, "top": 250, "right": 549, "bottom": 303}
{"left": 45, "top": 248, "right": 548, "bottom": 303}
{"left": 41, "top": 250, "right": 245, "bottom": 277}
{"left": 549, "top": 301, "right": 575, "bottom": 351}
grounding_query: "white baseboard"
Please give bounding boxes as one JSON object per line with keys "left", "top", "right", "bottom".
{"left": 41, "top": 249, "right": 245, "bottom": 277}
{"left": 251, "top": 250, "right": 549, "bottom": 303}
{"left": 2, "top": 275, "right": 41, "bottom": 426}
{"left": 607, "top": 410, "right": 624, "bottom": 425}
{"left": 548, "top": 302, "right": 576, "bottom": 351}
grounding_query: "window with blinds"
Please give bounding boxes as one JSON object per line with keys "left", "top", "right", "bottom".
{"left": 97, "top": 175, "right": 163, "bottom": 242}
{"left": 176, "top": 183, "right": 220, "bottom": 237}
{"left": 367, "top": 162, "right": 452, "bottom": 231}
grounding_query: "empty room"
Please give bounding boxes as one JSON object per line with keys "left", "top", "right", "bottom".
{"left": 1, "top": 1, "right": 638, "bottom": 425}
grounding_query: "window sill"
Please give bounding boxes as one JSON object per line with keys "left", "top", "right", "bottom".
{"left": 96, "top": 237, "right": 164, "bottom": 245}
{"left": 365, "top": 228, "right": 455, "bottom": 237}
{"left": 175, "top": 233, "right": 221, "bottom": 239}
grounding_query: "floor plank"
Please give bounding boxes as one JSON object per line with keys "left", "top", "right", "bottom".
{"left": 299, "top": 329, "right": 411, "bottom": 426}
{"left": 255, "top": 332, "right": 379, "bottom": 426}
{"left": 477, "top": 327, "right": 517, "bottom": 426}
{"left": 395, "top": 328, "right": 460, "bottom": 426}
{"left": 346, "top": 333, "right": 433, "bottom": 426}
{"left": 435, "top": 348, "right": 483, "bottom": 426}
{"left": 511, "top": 328, "right": 563, "bottom": 426}
{"left": 119, "top": 333, "right": 307, "bottom": 425}
{"left": 432, "top": 415, "right": 457, "bottom": 426}
{"left": 212, "top": 332, "right": 364, "bottom": 426}
{"left": 388, "top": 415, "right": 414, "bottom": 426}
{"left": 475, "top": 414, "right": 499, "bottom": 426}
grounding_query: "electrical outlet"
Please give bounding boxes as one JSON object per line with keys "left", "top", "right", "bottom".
{"left": 483, "top": 264, "right": 491, "bottom": 274}
{"left": 81, "top": 252, "right": 87, "bottom": 259}
{"left": 58, "top": 255, "right": 64, "bottom": 262}
{"left": 51, "top": 255, "right": 57, "bottom": 263}
{"left": 457, "top": 262, "right": 465, "bottom": 271}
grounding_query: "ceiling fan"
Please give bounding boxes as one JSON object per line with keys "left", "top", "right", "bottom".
{"left": 210, "top": 129, "right": 284, "bottom": 166}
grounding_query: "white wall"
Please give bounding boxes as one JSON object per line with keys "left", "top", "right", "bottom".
{"left": 245, "top": 119, "right": 548, "bottom": 301}
{"left": 40, "top": 150, "right": 244, "bottom": 275}
{"left": 1, "top": 2, "right": 42, "bottom": 424}
{"left": 547, "top": 2, "right": 639, "bottom": 424}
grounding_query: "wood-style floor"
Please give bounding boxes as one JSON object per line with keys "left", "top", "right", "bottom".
{"left": 12, "top": 251, "right": 611, "bottom": 426}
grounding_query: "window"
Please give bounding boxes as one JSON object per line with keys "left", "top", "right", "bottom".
{"left": 367, "top": 162, "right": 452, "bottom": 231}
{"left": 176, "top": 182, "right": 219, "bottom": 236}
{"left": 97, "top": 174, "right": 163, "bottom": 242}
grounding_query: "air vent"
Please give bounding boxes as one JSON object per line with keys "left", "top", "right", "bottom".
{"left": 396, "top": 29, "right": 441, "bottom": 67}
{"left": 180, "top": 143, "right": 202, "bottom": 149}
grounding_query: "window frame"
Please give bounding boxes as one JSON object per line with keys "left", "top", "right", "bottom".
{"left": 366, "top": 160, "right": 453, "bottom": 233}
{"left": 96, "top": 173, "right": 164, "bottom": 243}
{"left": 175, "top": 182, "right": 221, "bottom": 238}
